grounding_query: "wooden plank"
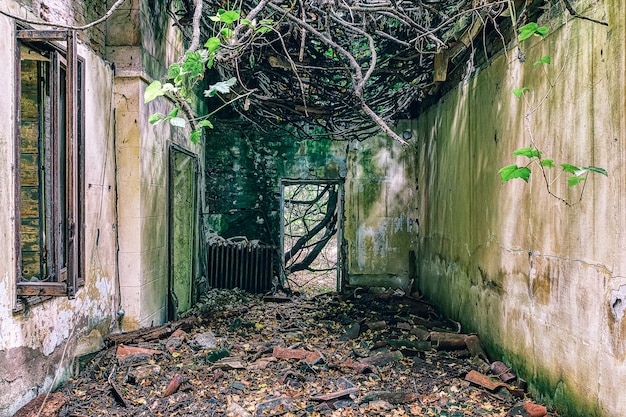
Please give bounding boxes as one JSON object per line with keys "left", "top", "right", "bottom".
{"left": 17, "top": 30, "right": 67, "bottom": 41}
{"left": 17, "top": 282, "right": 67, "bottom": 296}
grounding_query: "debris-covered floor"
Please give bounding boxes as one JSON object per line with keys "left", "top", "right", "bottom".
{"left": 27, "top": 289, "right": 552, "bottom": 417}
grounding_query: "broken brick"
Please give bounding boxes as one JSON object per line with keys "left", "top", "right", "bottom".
{"left": 163, "top": 374, "right": 184, "bottom": 397}
{"left": 116, "top": 345, "right": 162, "bottom": 363}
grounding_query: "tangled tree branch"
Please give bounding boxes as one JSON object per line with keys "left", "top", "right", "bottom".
{"left": 165, "top": 0, "right": 601, "bottom": 143}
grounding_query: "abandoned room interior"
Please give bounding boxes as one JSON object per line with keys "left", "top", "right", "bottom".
{"left": 0, "top": 0, "right": 625, "bottom": 416}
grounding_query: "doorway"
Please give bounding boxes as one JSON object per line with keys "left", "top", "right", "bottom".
{"left": 168, "top": 144, "right": 198, "bottom": 319}
{"left": 280, "top": 180, "right": 344, "bottom": 295}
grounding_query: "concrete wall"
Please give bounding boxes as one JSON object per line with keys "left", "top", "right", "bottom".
{"left": 414, "top": 1, "right": 625, "bottom": 416}
{"left": 107, "top": 0, "right": 204, "bottom": 330}
{"left": 0, "top": 2, "right": 117, "bottom": 415}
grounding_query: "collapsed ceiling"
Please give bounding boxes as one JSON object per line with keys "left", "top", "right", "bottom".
{"left": 169, "top": 0, "right": 538, "bottom": 142}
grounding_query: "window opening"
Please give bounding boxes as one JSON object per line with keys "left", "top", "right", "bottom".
{"left": 280, "top": 180, "right": 344, "bottom": 296}
{"left": 14, "top": 28, "right": 82, "bottom": 306}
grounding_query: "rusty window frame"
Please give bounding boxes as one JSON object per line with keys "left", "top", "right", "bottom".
{"left": 14, "top": 28, "right": 83, "bottom": 309}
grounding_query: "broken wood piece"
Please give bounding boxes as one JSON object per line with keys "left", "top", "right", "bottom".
{"left": 105, "top": 317, "right": 200, "bottom": 346}
{"left": 430, "top": 331, "right": 469, "bottom": 350}
{"left": 12, "top": 392, "right": 69, "bottom": 417}
{"left": 384, "top": 339, "right": 431, "bottom": 352}
{"left": 490, "top": 361, "right": 517, "bottom": 383}
{"left": 163, "top": 373, "right": 184, "bottom": 397}
{"left": 359, "top": 391, "right": 421, "bottom": 405}
{"left": 109, "top": 380, "right": 130, "bottom": 408}
{"left": 464, "top": 335, "right": 489, "bottom": 362}
{"left": 310, "top": 387, "right": 359, "bottom": 402}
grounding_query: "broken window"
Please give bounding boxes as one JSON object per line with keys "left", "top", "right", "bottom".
{"left": 14, "top": 28, "right": 83, "bottom": 306}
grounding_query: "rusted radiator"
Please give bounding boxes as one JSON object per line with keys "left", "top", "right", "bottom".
{"left": 206, "top": 243, "right": 274, "bottom": 293}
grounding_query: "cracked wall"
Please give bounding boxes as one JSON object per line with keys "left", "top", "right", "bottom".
{"left": 413, "top": 1, "right": 626, "bottom": 416}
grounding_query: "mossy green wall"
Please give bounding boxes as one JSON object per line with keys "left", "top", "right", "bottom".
{"left": 205, "top": 122, "right": 418, "bottom": 289}
{"left": 204, "top": 123, "right": 346, "bottom": 244}
{"left": 414, "top": 1, "right": 626, "bottom": 416}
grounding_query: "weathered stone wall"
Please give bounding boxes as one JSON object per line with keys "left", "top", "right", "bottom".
{"left": 413, "top": 1, "right": 625, "bottom": 415}
{"left": 107, "top": 0, "right": 204, "bottom": 329}
{"left": 0, "top": 2, "right": 117, "bottom": 414}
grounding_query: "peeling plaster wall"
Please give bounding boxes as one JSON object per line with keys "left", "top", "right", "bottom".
{"left": 0, "top": 2, "right": 117, "bottom": 415}
{"left": 414, "top": 1, "right": 625, "bottom": 416}
{"left": 108, "top": 0, "right": 205, "bottom": 330}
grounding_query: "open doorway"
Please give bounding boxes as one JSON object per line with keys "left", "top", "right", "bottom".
{"left": 280, "top": 180, "right": 344, "bottom": 295}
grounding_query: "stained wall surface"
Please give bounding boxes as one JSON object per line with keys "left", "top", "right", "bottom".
{"left": 0, "top": 2, "right": 117, "bottom": 415}
{"left": 413, "top": 1, "right": 626, "bottom": 415}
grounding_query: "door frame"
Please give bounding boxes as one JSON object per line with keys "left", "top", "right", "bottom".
{"left": 279, "top": 179, "right": 345, "bottom": 292}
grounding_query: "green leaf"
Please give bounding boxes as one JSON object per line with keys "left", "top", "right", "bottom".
{"left": 204, "top": 77, "right": 237, "bottom": 97}
{"left": 499, "top": 164, "right": 532, "bottom": 183}
{"left": 189, "top": 129, "right": 202, "bottom": 144}
{"left": 182, "top": 51, "right": 205, "bottom": 77}
{"left": 512, "top": 87, "right": 531, "bottom": 98}
{"left": 240, "top": 19, "right": 251, "bottom": 25}
{"left": 148, "top": 113, "right": 165, "bottom": 125}
{"left": 536, "top": 26, "right": 549, "bottom": 37}
{"left": 168, "top": 64, "right": 181, "bottom": 79}
{"left": 219, "top": 10, "right": 240, "bottom": 24}
{"left": 582, "top": 166, "right": 608, "bottom": 176}
{"left": 533, "top": 55, "right": 551, "bottom": 66}
{"left": 518, "top": 22, "right": 549, "bottom": 41}
{"left": 144, "top": 80, "right": 165, "bottom": 103}
{"left": 220, "top": 27, "right": 234, "bottom": 38}
{"left": 568, "top": 176, "right": 586, "bottom": 187}
{"left": 170, "top": 117, "right": 186, "bottom": 128}
{"left": 168, "top": 107, "right": 179, "bottom": 118}
{"left": 560, "top": 163, "right": 580, "bottom": 174}
{"left": 198, "top": 120, "right": 214, "bottom": 129}
{"left": 541, "top": 159, "right": 555, "bottom": 168}
{"left": 256, "top": 26, "right": 272, "bottom": 34}
{"left": 204, "top": 37, "right": 221, "bottom": 52}
{"left": 513, "top": 147, "right": 542, "bottom": 159}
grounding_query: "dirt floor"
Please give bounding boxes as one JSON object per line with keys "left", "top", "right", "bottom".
{"left": 27, "top": 288, "right": 553, "bottom": 417}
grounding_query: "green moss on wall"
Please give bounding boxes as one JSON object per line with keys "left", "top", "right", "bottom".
{"left": 205, "top": 122, "right": 345, "bottom": 242}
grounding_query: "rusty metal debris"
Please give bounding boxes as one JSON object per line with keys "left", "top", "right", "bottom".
{"left": 40, "top": 288, "right": 552, "bottom": 416}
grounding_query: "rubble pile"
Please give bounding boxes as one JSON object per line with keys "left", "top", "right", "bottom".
{"left": 24, "top": 288, "right": 550, "bottom": 416}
